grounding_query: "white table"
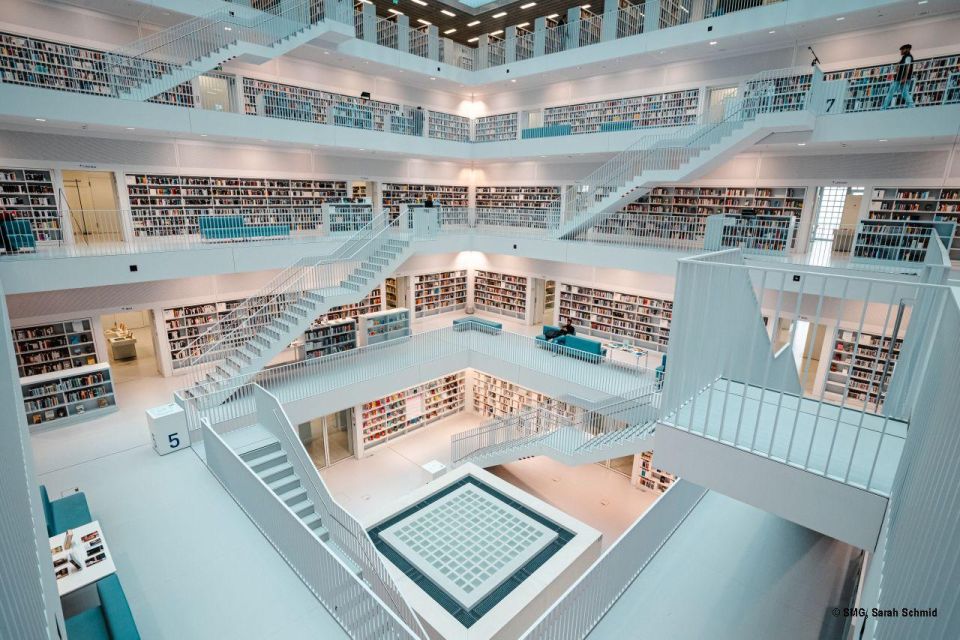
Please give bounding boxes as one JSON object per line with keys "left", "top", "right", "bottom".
{"left": 50, "top": 520, "right": 116, "bottom": 597}
{"left": 422, "top": 459, "right": 446, "bottom": 480}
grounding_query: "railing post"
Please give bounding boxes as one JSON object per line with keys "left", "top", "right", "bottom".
{"left": 361, "top": 3, "right": 376, "bottom": 42}
{"left": 428, "top": 25, "right": 440, "bottom": 60}
{"left": 566, "top": 8, "right": 580, "bottom": 48}
{"left": 505, "top": 25, "right": 517, "bottom": 62}
{"left": 533, "top": 18, "right": 546, "bottom": 56}
{"left": 478, "top": 34, "right": 490, "bottom": 68}
{"left": 601, "top": 0, "right": 618, "bottom": 41}
{"left": 442, "top": 39, "right": 456, "bottom": 66}
{"left": 397, "top": 15, "right": 410, "bottom": 52}
{"left": 689, "top": 0, "right": 708, "bottom": 21}
{"left": 644, "top": 0, "right": 661, "bottom": 32}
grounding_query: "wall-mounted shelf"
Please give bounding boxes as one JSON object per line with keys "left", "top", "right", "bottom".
{"left": 852, "top": 219, "right": 954, "bottom": 264}
{"left": 12, "top": 317, "right": 98, "bottom": 377}
{"left": 825, "top": 328, "right": 902, "bottom": 410}
{"left": 414, "top": 271, "right": 467, "bottom": 318}
{"left": 708, "top": 213, "right": 796, "bottom": 255}
{"left": 558, "top": 283, "right": 672, "bottom": 352}
{"left": 0, "top": 167, "right": 61, "bottom": 246}
{"left": 299, "top": 318, "right": 356, "bottom": 359}
{"left": 637, "top": 450, "right": 675, "bottom": 492}
{"left": 381, "top": 183, "right": 469, "bottom": 220}
{"left": 474, "top": 112, "right": 518, "bottom": 142}
{"left": 428, "top": 110, "right": 470, "bottom": 142}
{"left": 475, "top": 185, "right": 562, "bottom": 228}
{"left": 21, "top": 362, "right": 116, "bottom": 428}
{"left": 358, "top": 308, "right": 410, "bottom": 346}
{"left": 542, "top": 88, "right": 700, "bottom": 135}
{"left": 473, "top": 270, "right": 528, "bottom": 319}
{"left": 867, "top": 187, "right": 960, "bottom": 260}
{"left": 321, "top": 287, "right": 383, "bottom": 323}
{"left": 471, "top": 370, "right": 577, "bottom": 420}
{"left": 359, "top": 371, "right": 465, "bottom": 451}
{"left": 824, "top": 53, "right": 960, "bottom": 112}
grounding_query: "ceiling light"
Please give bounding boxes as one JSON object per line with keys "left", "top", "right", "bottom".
{"left": 467, "top": 36, "right": 479, "bottom": 42}
{"left": 547, "top": 13, "right": 559, "bottom": 19}
{"left": 200, "top": 134, "right": 208, "bottom": 137}
{"left": 769, "top": 30, "right": 776, "bottom": 33}
{"left": 797, "top": 142, "right": 806, "bottom": 146}
{"left": 918, "top": 0, "right": 928, "bottom": 4}
{"left": 126, "top": 127, "right": 135, "bottom": 130}
{"left": 359, "top": 148, "right": 366, "bottom": 151}
{"left": 441, "top": 9, "right": 456, "bottom": 17}
{"left": 388, "top": 8, "right": 403, "bottom": 15}
{"left": 359, "top": 0, "right": 372, "bottom": 3}
{"left": 430, "top": 76, "right": 436, "bottom": 80}
{"left": 709, "top": 40, "right": 717, "bottom": 45}
{"left": 35, "top": 118, "right": 46, "bottom": 122}
{"left": 492, "top": 12, "right": 507, "bottom": 18}
{"left": 510, "top": 78, "right": 516, "bottom": 83}
{"left": 516, "top": 22, "right": 530, "bottom": 27}
{"left": 836, "top": 16, "right": 845, "bottom": 20}
{"left": 467, "top": 20, "right": 481, "bottom": 26}
{"left": 581, "top": 4, "right": 591, "bottom": 9}
{"left": 411, "top": 0, "right": 427, "bottom": 5}
{"left": 521, "top": 2, "right": 536, "bottom": 7}
{"left": 224, "top": 26, "right": 232, "bottom": 31}
{"left": 418, "top": 18, "right": 431, "bottom": 25}
{"left": 490, "top": 29, "right": 504, "bottom": 35}
{"left": 879, "top": 139, "right": 888, "bottom": 142}
{"left": 444, "top": 28, "right": 457, "bottom": 34}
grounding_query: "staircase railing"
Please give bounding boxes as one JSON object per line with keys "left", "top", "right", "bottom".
{"left": 561, "top": 66, "right": 814, "bottom": 229}
{"left": 106, "top": 0, "right": 347, "bottom": 101}
{"left": 452, "top": 383, "right": 661, "bottom": 465}
{"left": 184, "top": 210, "right": 406, "bottom": 386}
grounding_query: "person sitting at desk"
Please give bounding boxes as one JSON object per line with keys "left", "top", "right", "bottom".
{"left": 561, "top": 319, "right": 576, "bottom": 336}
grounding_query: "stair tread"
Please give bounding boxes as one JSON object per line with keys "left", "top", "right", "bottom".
{"left": 326, "top": 541, "right": 362, "bottom": 576}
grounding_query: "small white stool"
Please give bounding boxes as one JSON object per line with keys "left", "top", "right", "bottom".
{"left": 422, "top": 459, "right": 446, "bottom": 480}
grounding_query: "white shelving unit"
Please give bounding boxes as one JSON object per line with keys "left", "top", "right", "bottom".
{"left": 321, "top": 287, "right": 383, "bottom": 322}
{"left": 474, "top": 112, "right": 518, "bottom": 142}
{"left": 636, "top": 450, "right": 675, "bottom": 492}
{"left": 358, "top": 308, "right": 410, "bottom": 346}
{"left": 473, "top": 270, "right": 528, "bottom": 320}
{"left": 125, "top": 173, "right": 348, "bottom": 237}
{"left": 380, "top": 183, "right": 469, "bottom": 220}
{"left": 299, "top": 318, "right": 356, "bottom": 359}
{"left": 242, "top": 77, "right": 403, "bottom": 128}
{"left": 542, "top": 88, "right": 700, "bottom": 135}
{"left": 825, "top": 328, "right": 902, "bottom": 410}
{"left": 12, "top": 318, "right": 98, "bottom": 377}
{"left": 867, "top": 187, "right": 960, "bottom": 260}
{"left": 414, "top": 270, "right": 467, "bottom": 318}
{"left": 0, "top": 167, "right": 61, "bottom": 246}
{"left": 713, "top": 214, "right": 796, "bottom": 254}
{"left": 824, "top": 53, "right": 960, "bottom": 112}
{"left": 358, "top": 371, "right": 465, "bottom": 452}
{"left": 558, "top": 283, "right": 672, "bottom": 352}
{"left": 21, "top": 362, "right": 116, "bottom": 428}
{"left": 428, "top": 110, "right": 470, "bottom": 142}
{"left": 471, "top": 371, "right": 577, "bottom": 420}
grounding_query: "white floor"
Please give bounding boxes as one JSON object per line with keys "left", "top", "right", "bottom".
{"left": 321, "top": 412, "right": 659, "bottom": 549}
{"left": 590, "top": 491, "right": 858, "bottom": 640}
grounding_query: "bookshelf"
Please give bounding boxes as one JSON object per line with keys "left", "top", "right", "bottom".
{"left": 125, "top": 173, "right": 348, "bottom": 237}
{"left": 0, "top": 31, "right": 195, "bottom": 107}
{"left": 542, "top": 88, "right": 700, "bottom": 135}
{"left": 299, "top": 318, "right": 356, "bottom": 359}
{"left": 867, "top": 187, "right": 960, "bottom": 259}
{"left": 825, "top": 328, "right": 902, "bottom": 410}
{"left": 852, "top": 219, "right": 953, "bottom": 264}
{"left": 164, "top": 301, "right": 227, "bottom": 370}
{"left": 414, "top": 270, "right": 467, "bottom": 318}
{"left": 471, "top": 371, "right": 577, "bottom": 420}
{"left": 741, "top": 73, "right": 813, "bottom": 115}
{"left": 13, "top": 318, "right": 98, "bottom": 377}
{"left": 21, "top": 362, "right": 116, "bottom": 428}
{"left": 385, "top": 278, "right": 400, "bottom": 308}
{"left": 474, "top": 112, "right": 519, "bottom": 142}
{"left": 475, "top": 186, "right": 561, "bottom": 210}
{"left": 325, "top": 203, "right": 374, "bottom": 233}
{"left": 473, "top": 270, "right": 528, "bottom": 319}
{"left": 712, "top": 214, "right": 795, "bottom": 254}
{"left": 321, "top": 287, "right": 383, "bottom": 322}
{"left": 359, "top": 372, "right": 465, "bottom": 451}
{"left": 0, "top": 167, "right": 61, "bottom": 245}
{"left": 358, "top": 308, "right": 410, "bottom": 346}
{"left": 637, "top": 450, "right": 675, "bottom": 492}
{"left": 558, "top": 283, "right": 672, "bottom": 352}
{"left": 824, "top": 53, "right": 960, "bottom": 112}
{"left": 380, "top": 183, "right": 469, "bottom": 220}
{"left": 428, "top": 110, "right": 470, "bottom": 142}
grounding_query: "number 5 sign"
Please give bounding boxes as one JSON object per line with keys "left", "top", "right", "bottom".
{"left": 146, "top": 403, "right": 188, "bottom": 455}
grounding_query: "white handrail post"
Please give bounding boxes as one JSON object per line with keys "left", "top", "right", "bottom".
{"left": 533, "top": 18, "right": 546, "bottom": 56}
{"left": 478, "top": 34, "right": 490, "bottom": 68}
{"left": 361, "top": 3, "right": 376, "bottom": 42}
{"left": 397, "top": 14, "right": 410, "bottom": 52}
{"left": 505, "top": 26, "right": 517, "bottom": 63}
{"left": 644, "top": 0, "right": 661, "bottom": 32}
{"left": 601, "top": 0, "right": 618, "bottom": 41}
{"left": 565, "top": 8, "right": 580, "bottom": 49}
{"left": 427, "top": 25, "right": 439, "bottom": 60}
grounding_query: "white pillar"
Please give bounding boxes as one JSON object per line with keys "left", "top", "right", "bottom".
{"left": 505, "top": 25, "right": 517, "bottom": 63}
{"left": 601, "top": 0, "right": 618, "bottom": 42}
{"left": 644, "top": 0, "right": 661, "bottom": 32}
{"left": 428, "top": 25, "right": 439, "bottom": 60}
{"left": 533, "top": 17, "right": 546, "bottom": 56}
{"left": 397, "top": 15, "right": 410, "bottom": 52}
{"left": 566, "top": 8, "right": 580, "bottom": 49}
{"left": 362, "top": 3, "right": 376, "bottom": 42}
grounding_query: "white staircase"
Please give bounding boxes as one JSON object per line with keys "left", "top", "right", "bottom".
{"left": 107, "top": 1, "right": 351, "bottom": 101}
{"left": 452, "top": 388, "right": 660, "bottom": 468}
{"left": 557, "top": 67, "right": 818, "bottom": 240}
{"left": 180, "top": 213, "right": 413, "bottom": 404}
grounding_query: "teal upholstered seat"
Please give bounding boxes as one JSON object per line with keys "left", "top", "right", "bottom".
{"left": 39, "top": 485, "right": 92, "bottom": 537}
{"left": 65, "top": 575, "right": 141, "bottom": 640}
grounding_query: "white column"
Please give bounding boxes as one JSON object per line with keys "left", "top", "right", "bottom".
{"left": 566, "top": 8, "right": 580, "bottom": 49}
{"left": 397, "top": 15, "right": 410, "bottom": 52}
{"left": 505, "top": 26, "right": 517, "bottom": 63}
{"left": 478, "top": 35, "right": 490, "bottom": 68}
{"left": 428, "top": 25, "right": 439, "bottom": 60}
{"left": 601, "top": 0, "right": 618, "bottom": 42}
{"left": 362, "top": 4, "right": 376, "bottom": 42}
{"left": 644, "top": 0, "right": 661, "bottom": 32}
{"left": 533, "top": 18, "right": 546, "bottom": 56}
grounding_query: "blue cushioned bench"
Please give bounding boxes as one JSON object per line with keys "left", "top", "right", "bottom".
{"left": 65, "top": 574, "right": 141, "bottom": 640}
{"left": 520, "top": 124, "right": 573, "bottom": 139}
{"left": 452, "top": 317, "right": 502, "bottom": 334}
{"left": 198, "top": 215, "right": 290, "bottom": 241}
{"left": 600, "top": 120, "right": 635, "bottom": 132}
{"left": 535, "top": 325, "right": 607, "bottom": 363}
{"left": 2, "top": 219, "right": 37, "bottom": 252}
{"left": 40, "top": 485, "right": 92, "bottom": 537}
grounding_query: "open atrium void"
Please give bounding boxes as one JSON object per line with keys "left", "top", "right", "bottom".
{"left": 1, "top": 0, "right": 960, "bottom": 639}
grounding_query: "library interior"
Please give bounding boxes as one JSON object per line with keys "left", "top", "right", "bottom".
{"left": 2, "top": 0, "right": 960, "bottom": 639}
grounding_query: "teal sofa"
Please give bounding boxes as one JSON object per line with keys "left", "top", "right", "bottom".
{"left": 2, "top": 219, "right": 37, "bottom": 252}
{"left": 65, "top": 574, "right": 141, "bottom": 640}
{"left": 452, "top": 317, "right": 502, "bottom": 334}
{"left": 535, "top": 325, "right": 606, "bottom": 363}
{"left": 40, "top": 485, "right": 92, "bottom": 537}
{"left": 198, "top": 215, "right": 289, "bottom": 241}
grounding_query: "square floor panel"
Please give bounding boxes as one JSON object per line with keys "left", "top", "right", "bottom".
{"left": 379, "top": 483, "right": 558, "bottom": 610}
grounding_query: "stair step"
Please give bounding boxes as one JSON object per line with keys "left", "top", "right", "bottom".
{"left": 302, "top": 513, "right": 331, "bottom": 541}
{"left": 268, "top": 475, "right": 301, "bottom": 495}
{"left": 278, "top": 486, "right": 308, "bottom": 507}
{"left": 327, "top": 542, "right": 362, "bottom": 577}
{"left": 249, "top": 449, "right": 288, "bottom": 474}
{"left": 238, "top": 440, "right": 280, "bottom": 462}
{"left": 293, "top": 500, "right": 316, "bottom": 519}
{"left": 260, "top": 461, "right": 295, "bottom": 484}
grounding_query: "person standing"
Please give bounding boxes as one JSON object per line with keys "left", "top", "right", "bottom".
{"left": 882, "top": 44, "right": 916, "bottom": 109}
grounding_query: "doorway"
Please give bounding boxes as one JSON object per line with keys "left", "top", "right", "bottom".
{"left": 197, "top": 73, "right": 238, "bottom": 112}
{"left": 99, "top": 310, "right": 163, "bottom": 383}
{"left": 772, "top": 317, "right": 828, "bottom": 394}
{"left": 62, "top": 170, "right": 123, "bottom": 245}
{"left": 707, "top": 85, "right": 738, "bottom": 122}
{"left": 810, "top": 186, "right": 864, "bottom": 263}
{"left": 386, "top": 276, "right": 410, "bottom": 309}
{"left": 298, "top": 408, "right": 355, "bottom": 468}
{"left": 542, "top": 280, "right": 556, "bottom": 324}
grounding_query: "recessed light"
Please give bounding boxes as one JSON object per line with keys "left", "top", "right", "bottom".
{"left": 769, "top": 30, "right": 776, "bottom": 34}
{"left": 200, "top": 134, "right": 208, "bottom": 137}
{"left": 224, "top": 26, "right": 232, "bottom": 31}
{"left": 444, "top": 28, "right": 457, "bottom": 34}
{"left": 441, "top": 9, "right": 456, "bottom": 17}
{"left": 492, "top": 12, "right": 507, "bottom": 18}
{"left": 430, "top": 76, "right": 436, "bottom": 80}
{"left": 516, "top": 22, "right": 530, "bottom": 27}
{"left": 510, "top": 78, "right": 516, "bottom": 82}
{"left": 467, "top": 20, "right": 481, "bottom": 26}
{"left": 324, "top": 50, "right": 330, "bottom": 54}
{"left": 709, "top": 40, "right": 718, "bottom": 45}
{"left": 490, "top": 29, "right": 504, "bottom": 35}
{"left": 797, "top": 142, "right": 806, "bottom": 146}
{"left": 411, "top": 0, "right": 427, "bottom": 5}
{"left": 918, "top": 0, "right": 928, "bottom": 4}
{"left": 34, "top": 118, "right": 46, "bottom": 122}
{"left": 467, "top": 36, "right": 479, "bottom": 42}
{"left": 359, "top": 148, "right": 366, "bottom": 151}
{"left": 521, "top": 1, "right": 536, "bottom": 7}
{"left": 836, "top": 16, "right": 845, "bottom": 20}
{"left": 388, "top": 8, "right": 403, "bottom": 15}
{"left": 418, "top": 18, "right": 431, "bottom": 25}
{"left": 581, "top": 4, "right": 591, "bottom": 8}
{"left": 126, "top": 127, "right": 135, "bottom": 130}
{"left": 879, "top": 139, "right": 888, "bottom": 142}
{"left": 547, "top": 13, "right": 559, "bottom": 19}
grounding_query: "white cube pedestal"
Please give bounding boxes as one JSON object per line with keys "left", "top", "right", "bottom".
{"left": 146, "top": 403, "right": 188, "bottom": 455}
{"left": 422, "top": 459, "right": 446, "bottom": 480}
